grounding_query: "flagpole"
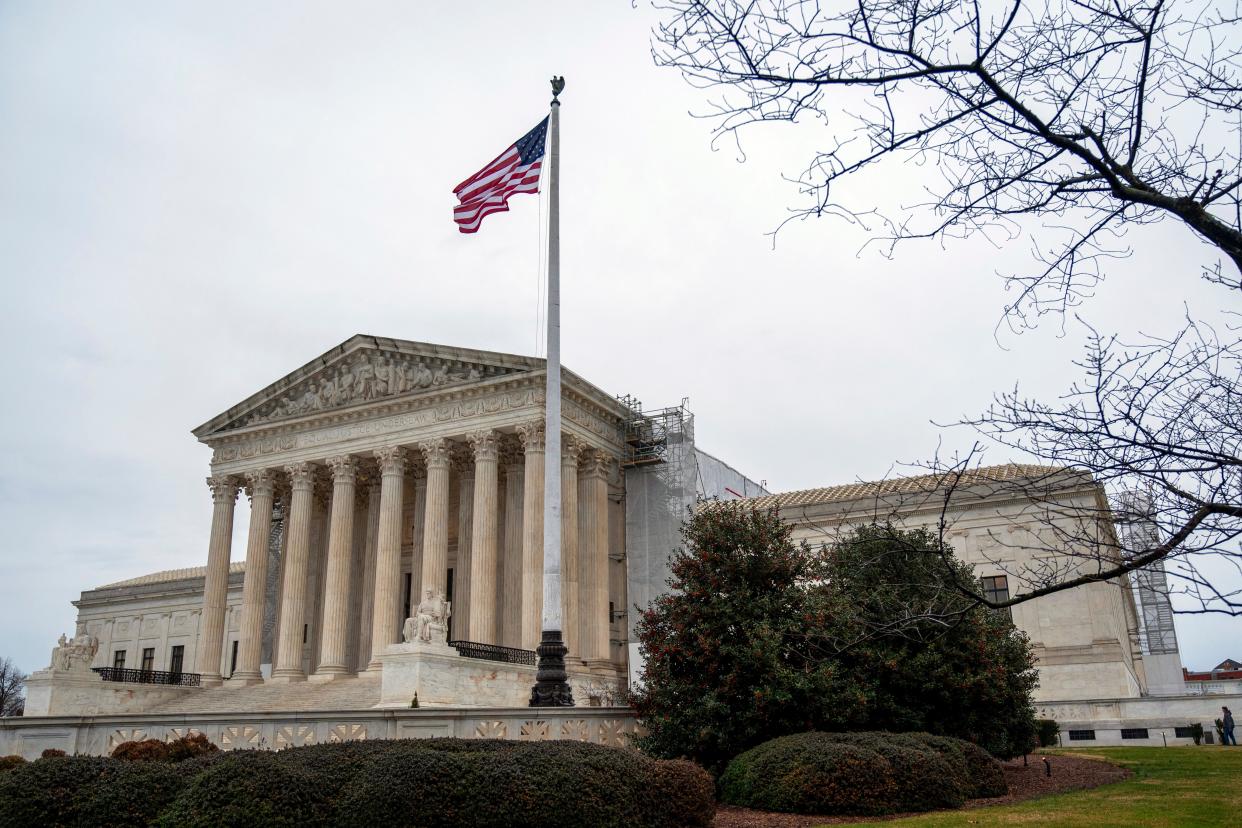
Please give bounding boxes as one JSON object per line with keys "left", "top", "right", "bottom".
{"left": 531, "top": 75, "right": 572, "bottom": 707}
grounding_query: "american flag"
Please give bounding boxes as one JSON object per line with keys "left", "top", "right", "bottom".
{"left": 453, "top": 117, "right": 549, "bottom": 234}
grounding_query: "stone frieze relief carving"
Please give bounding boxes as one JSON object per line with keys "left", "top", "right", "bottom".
{"left": 228, "top": 350, "right": 507, "bottom": 430}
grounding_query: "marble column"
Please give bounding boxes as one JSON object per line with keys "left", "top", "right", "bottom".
{"left": 232, "top": 469, "right": 275, "bottom": 683}
{"left": 517, "top": 423, "right": 545, "bottom": 650}
{"left": 409, "top": 467, "right": 428, "bottom": 620}
{"left": 355, "top": 479, "right": 381, "bottom": 671}
{"left": 197, "top": 474, "right": 239, "bottom": 685}
{"left": 368, "top": 446, "right": 407, "bottom": 670}
{"left": 271, "top": 463, "right": 315, "bottom": 682}
{"left": 419, "top": 438, "right": 452, "bottom": 606}
{"left": 500, "top": 442, "right": 524, "bottom": 648}
{"left": 314, "top": 456, "right": 357, "bottom": 678}
{"left": 455, "top": 458, "right": 475, "bottom": 641}
{"left": 467, "top": 430, "right": 499, "bottom": 644}
{"left": 579, "top": 450, "right": 612, "bottom": 671}
{"left": 560, "top": 438, "right": 583, "bottom": 661}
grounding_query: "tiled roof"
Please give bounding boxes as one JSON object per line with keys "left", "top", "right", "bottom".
{"left": 741, "top": 463, "right": 1074, "bottom": 511}
{"left": 95, "top": 561, "right": 245, "bottom": 590}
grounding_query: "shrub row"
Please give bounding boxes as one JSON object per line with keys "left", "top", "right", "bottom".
{"left": 0, "top": 738, "right": 715, "bottom": 828}
{"left": 718, "top": 731, "right": 1006, "bottom": 816}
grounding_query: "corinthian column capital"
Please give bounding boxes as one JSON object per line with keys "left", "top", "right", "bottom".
{"left": 579, "top": 448, "right": 612, "bottom": 479}
{"left": 328, "top": 455, "right": 358, "bottom": 483}
{"left": 516, "top": 422, "right": 546, "bottom": 453}
{"left": 285, "top": 461, "right": 316, "bottom": 490}
{"left": 207, "top": 475, "right": 239, "bottom": 504}
{"left": 468, "top": 429, "right": 499, "bottom": 462}
{"left": 245, "top": 469, "right": 276, "bottom": 499}
{"left": 419, "top": 437, "right": 453, "bottom": 470}
{"left": 373, "top": 446, "right": 408, "bottom": 476}
{"left": 561, "top": 434, "right": 584, "bottom": 464}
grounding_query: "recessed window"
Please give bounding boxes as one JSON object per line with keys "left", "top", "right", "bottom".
{"left": 1174, "top": 726, "right": 1197, "bottom": 738}
{"left": 1068, "top": 730, "right": 1095, "bottom": 741}
{"left": 1121, "top": 728, "right": 1149, "bottom": 740}
{"left": 169, "top": 645, "right": 184, "bottom": 675}
{"left": 981, "top": 575, "right": 1012, "bottom": 619}
{"left": 230, "top": 640, "right": 239, "bottom": 675}
{"left": 113, "top": 650, "right": 126, "bottom": 669}
{"left": 141, "top": 648, "right": 155, "bottom": 672}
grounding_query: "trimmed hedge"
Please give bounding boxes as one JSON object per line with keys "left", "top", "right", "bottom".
{"left": 719, "top": 731, "right": 1006, "bottom": 816}
{"left": 0, "top": 738, "right": 714, "bottom": 828}
{"left": 0, "top": 756, "right": 24, "bottom": 773}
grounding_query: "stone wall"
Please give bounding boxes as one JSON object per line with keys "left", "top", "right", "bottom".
{"left": 1038, "top": 691, "right": 1242, "bottom": 746}
{"left": 0, "top": 707, "right": 641, "bottom": 759}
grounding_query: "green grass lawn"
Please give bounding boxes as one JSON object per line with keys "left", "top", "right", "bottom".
{"left": 825, "top": 747, "right": 1242, "bottom": 828}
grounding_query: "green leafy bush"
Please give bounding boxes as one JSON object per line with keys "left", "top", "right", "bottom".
{"left": 1035, "top": 718, "right": 1060, "bottom": 747}
{"left": 908, "top": 733, "right": 1007, "bottom": 798}
{"left": 334, "top": 738, "right": 711, "bottom": 828}
{"left": 40, "top": 748, "right": 66, "bottom": 759}
{"left": 632, "top": 509, "right": 1039, "bottom": 771}
{"left": 0, "top": 754, "right": 207, "bottom": 828}
{"left": 0, "top": 755, "right": 24, "bottom": 773}
{"left": 0, "top": 738, "right": 714, "bottom": 828}
{"left": 719, "top": 731, "right": 1006, "bottom": 816}
{"left": 157, "top": 751, "right": 331, "bottom": 827}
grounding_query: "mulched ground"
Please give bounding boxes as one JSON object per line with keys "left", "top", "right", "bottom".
{"left": 712, "top": 753, "right": 1132, "bottom": 827}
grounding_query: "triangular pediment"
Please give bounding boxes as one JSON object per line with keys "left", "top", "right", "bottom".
{"left": 194, "top": 335, "right": 540, "bottom": 438}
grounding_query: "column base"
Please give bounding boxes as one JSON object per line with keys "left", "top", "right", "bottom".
{"left": 584, "top": 658, "right": 615, "bottom": 677}
{"left": 308, "top": 670, "right": 353, "bottom": 683}
{"left": 226, "top": 672, "right": 265, "bottom": 687}
{"left": 266, "top": 671, "right": 307, "bottom": 684}
{"left": 200, "top": 673, "right": 224, "bottom": 688}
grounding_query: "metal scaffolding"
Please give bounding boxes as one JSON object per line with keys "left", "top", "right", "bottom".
{"left": 1115, "top": 489, "right": 1180, "bottom": 656}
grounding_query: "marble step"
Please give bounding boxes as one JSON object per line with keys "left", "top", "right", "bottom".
{"left": 142, "top": 674, "right": 382, "bottom": 715}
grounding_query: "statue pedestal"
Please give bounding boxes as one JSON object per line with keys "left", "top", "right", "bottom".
{"left": 22, "top": 668, "right": 196, "bottom": 717}
{"left": 377, "top": 641, "right": 537, "bottom": 709}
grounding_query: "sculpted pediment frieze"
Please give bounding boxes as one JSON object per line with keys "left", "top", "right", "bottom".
{"left": 218, "top": 348, "right": 524, "bottom": 432}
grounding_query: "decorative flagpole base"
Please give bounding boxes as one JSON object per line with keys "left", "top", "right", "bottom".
{"left": 529, "top": 629, "right": 575, "bottom": 707}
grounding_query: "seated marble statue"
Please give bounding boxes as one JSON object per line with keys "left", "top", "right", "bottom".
{"left": 402, "top": 589, "right": 452, "bottom": 644}
{"left": 50, "top": 630, "right": 99, "bottom": 672}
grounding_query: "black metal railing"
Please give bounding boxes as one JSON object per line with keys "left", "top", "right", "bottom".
{"left": 93, "top": 667, "right": 201, "bottom": 687}
{"left": 448, "top": 640, "right": 536, "bottom": 666}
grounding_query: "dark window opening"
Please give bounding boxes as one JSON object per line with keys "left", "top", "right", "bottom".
{"left": 609, "top": 601, "right": 615, "bottom": 623}
{"left": 981, "top": 575, "right": 1012, "bottom": 620}
{"left": 141, "top": 648, "right": 154, "bottom": 672}
{"left": 229, "top": 640, "right": 239, "bottom": 676}
{"left": 113, "top": 650, "right": 126, "bottom": 669}
{"left": 1067, "top": 730, "right": 1095, "bottom": 741}
{"left": 402, "top": 573, "right": 412, "bottom": 621}
{"left": 1174, "top": 726, "right": 1198, "bottom": 738}
{"left": 303, "top": 624, "right": 308, "bottom": 644}
{"left": 1121, "top": 728, "right": 1149, "bottom": 740}
{"left": 446, "top": 567, "right": 454, "bottom": 640}
{"left": 169, "top": 645, "right": 184, "bottom": 675}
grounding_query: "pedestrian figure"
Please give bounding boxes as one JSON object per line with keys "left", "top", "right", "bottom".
{"left": 1224, "top": 707, "right": 1237, "bottom": 746}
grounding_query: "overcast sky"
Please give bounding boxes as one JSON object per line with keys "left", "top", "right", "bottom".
{"left": 1, "top": 2, "right": 1237, "bottom": 677}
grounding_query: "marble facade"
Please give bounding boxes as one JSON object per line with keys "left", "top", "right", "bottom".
{"left": 188, "top": 336, "right": 632, "bottom": 690}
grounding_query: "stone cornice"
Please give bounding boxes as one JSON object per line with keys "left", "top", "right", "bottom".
{"left": 772, "top": 480, "right": 1107, "bottom": 531}
{"left": 74, "top": 571, "right": 245, "bottom": 608}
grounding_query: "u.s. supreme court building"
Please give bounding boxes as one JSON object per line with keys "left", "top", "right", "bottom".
{"left": 4, "top": 334, "right": 1237, "bottom": 756}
